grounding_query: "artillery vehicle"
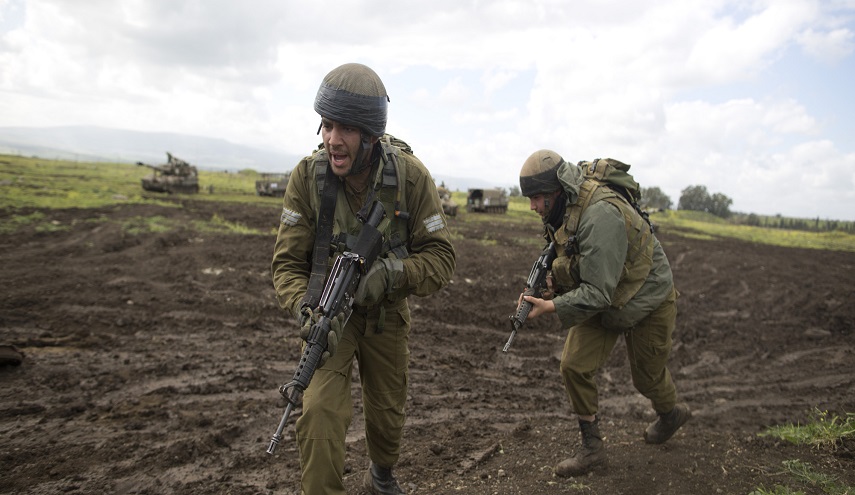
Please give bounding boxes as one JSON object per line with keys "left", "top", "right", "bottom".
{"left": 466, "top": 188, "right": 508, "bottom": 214}
{"left": 255, "top": 173, "right": 291, "bottom": 197}
{"left": 436, "top": 182, "right": 458, "bottom": 217}
{"left": 136, "top": 152, "right": 199, "bottom": 194}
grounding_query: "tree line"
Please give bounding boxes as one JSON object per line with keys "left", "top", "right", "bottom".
{"left": 509, "top": 182, "right": 853, "bottom": 233}
{"left": 641, "top": 185, "right": 855, "bottom": 234}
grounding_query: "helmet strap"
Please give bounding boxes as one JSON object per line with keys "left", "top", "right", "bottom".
{"left": 347, "top": 133, "right": 375, "bottom": 177}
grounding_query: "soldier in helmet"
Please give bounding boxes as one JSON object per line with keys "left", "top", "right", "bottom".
{"left": 516, "top": 149, "right": 690, "bottom": 477}
{"left": 271, "top": 63, "right": 456, "bottom": 494}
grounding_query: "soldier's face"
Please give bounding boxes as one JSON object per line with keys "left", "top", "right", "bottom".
{"left": 320, "top": 118, "right": 368, "bottom": 177}
{"left": 529, "top": 190, "right": 562, "bottom": 219}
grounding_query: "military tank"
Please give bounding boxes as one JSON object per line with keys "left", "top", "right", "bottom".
{"left": 136, "top": 152, "right": 200, "bottom": 194}
{"left": 436, "top": 182, "right": 458, "bottom": 217}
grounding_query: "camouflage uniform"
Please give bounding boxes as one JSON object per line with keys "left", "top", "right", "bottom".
{"left": 271, "top": 143, "right": 455, "bottom": 494}
{"left": 549, "top": 161, "right": 678, "bottom": 417}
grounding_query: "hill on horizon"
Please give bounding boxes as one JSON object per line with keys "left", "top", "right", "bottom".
{"left": 0, "top": 125, "right": 501, "bottom": 192}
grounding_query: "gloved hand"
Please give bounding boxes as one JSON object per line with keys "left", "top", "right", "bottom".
{"left": 300, "top": 308, "right": 347, "bottom": 366}
{"left": 354, "top": 257, "right": 404, "bottom": 306}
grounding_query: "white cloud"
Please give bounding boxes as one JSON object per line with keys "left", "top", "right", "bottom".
{"left": 1, "top": 0, "right": 854, "bottom": 220}
{"left": 797, "top": 27, "right": 855, "bottom": 63}
{"left": 685, "top": 1, "right": 818, "bottom": 82}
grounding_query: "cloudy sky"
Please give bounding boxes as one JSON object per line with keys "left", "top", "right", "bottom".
{"left": 1, "top": 0, "right": 854, "bottom": 220}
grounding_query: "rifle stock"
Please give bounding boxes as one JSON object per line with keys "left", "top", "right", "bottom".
{"left": 267, "top": 201, "right": 386, "bottom": 454}
{"left": 503, "top": 241, "right": 557, "bottom": 352}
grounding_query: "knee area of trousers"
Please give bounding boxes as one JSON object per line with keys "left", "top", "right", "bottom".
{"left": 298, "top": 403, "right": 350, "bottom": 432}
{"left": 559, "top": 358, "right": 589, "bottom": 378}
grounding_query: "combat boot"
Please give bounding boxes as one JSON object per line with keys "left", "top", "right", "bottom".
{"left": 363, "top": 462, "right": 406, "bottom": 495}
{"left": 644, "top": 403, "right": 691, "bottom": 444}
{"left": 554, "top": 417, "right": 606, "bottom": 477}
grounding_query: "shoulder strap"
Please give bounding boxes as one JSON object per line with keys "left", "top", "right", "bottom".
{"left": 380, "top": 135, "right": 410, "bottom": 258}
{"left": 565, "top": 179, "right": 599, "bottom": 234}
{"left": 300, "top": 154, "right": 340, "bottom": 312}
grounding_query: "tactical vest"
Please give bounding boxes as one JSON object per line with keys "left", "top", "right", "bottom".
{"left": 549, "top": 158, "right": 655, "bottom": 309}
{"left": 299, "top": 135, "right": 412, "bottom": 311}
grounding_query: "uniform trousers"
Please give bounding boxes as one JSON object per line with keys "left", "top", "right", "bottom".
{"left": 295, "top": 301, "right": 410, "bottom": 495}
{"left": 559, "top": 289, "right": 678, "bottom": 417}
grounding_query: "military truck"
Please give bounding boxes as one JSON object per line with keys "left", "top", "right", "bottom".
{"left": 255, "top": 173, "right": 291, "bottom": 197}
{"left": 466, "top": 188, "right": 508, "bottom": 214}
{"left": 136, "top": 152, "right": 199, "bottom": 194}
{"left": 436, "top": 182, "right": 458, "bottom": 217}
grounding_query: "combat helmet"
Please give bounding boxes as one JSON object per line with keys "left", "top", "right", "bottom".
{"left": 519, "top": 149, "right": 565, "bottom": 197}
{"left": 314, "top": 63, "right": 390, "bottom": 137}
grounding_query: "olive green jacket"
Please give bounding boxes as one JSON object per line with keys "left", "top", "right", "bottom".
{"left": 551, "top": 162, "right": 674, "bottom": 330}
{"left": 271, "top": 144, "right": 456, "bottom": 320}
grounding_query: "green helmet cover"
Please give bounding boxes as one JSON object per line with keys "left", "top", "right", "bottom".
{"left": 519, "top": 149, "right": 565, "bottom": 197}
{"left": 314, "top": 63, "right": 389, "bottom": 137}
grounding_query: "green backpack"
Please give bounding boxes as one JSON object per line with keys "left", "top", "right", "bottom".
{"left": 560, "top": 157, "right": 651, "bottom": 232}
{"left": 552, "top": 157, "right": 655, "bottom": 308}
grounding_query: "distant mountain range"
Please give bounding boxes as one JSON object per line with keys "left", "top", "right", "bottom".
{"left": 0, "top": 125, "right": 299, "bottom": 173}
{"left": 0, "top": 125, "right": 500, "bottom": 192}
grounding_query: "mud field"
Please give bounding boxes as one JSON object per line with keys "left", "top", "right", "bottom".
{"left": 1, "top": 198, "right": 853, "bottom": 495}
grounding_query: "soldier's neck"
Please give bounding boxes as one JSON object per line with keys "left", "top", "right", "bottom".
{"left": 344, "top": 162, "right": 373, "bottom": 194}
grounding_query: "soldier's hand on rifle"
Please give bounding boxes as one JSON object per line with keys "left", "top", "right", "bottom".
{"left": 300, "top": 309, "right": 347, "bottom": 366}
{"left": 354, "top": 257, "right": 404, "bottom": 306}
{"left": 299, "top": 308, "right": 315, "bottom": 342}
{"left": 541, "top": 275, "right": 555, "bottom": 300}
{"left": 522, "top": 295, "right": 556, "bottom": 319}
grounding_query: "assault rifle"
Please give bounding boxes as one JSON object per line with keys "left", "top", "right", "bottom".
{"left": 503, "top": 241, "right": 557, "bottom": 352}
{"left": 266, "top": 201, "right": 386, "bottom": 454}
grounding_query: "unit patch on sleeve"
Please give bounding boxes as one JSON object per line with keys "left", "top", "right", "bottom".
{"left": 423, "top": 213, "right": 445, "bottom": 233}
{"left": 280, "top": 207, "right": 301, "bottom": 227}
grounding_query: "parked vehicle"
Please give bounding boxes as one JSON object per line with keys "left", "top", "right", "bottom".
{"left": 255, "top": 173, "right": 291, "bottom": 197}
{"left": 466, "top": 188, "right": 508, "bottom": 214}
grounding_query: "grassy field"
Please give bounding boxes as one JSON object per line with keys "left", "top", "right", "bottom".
{"left": 650, "top": 209, "right": 855, "bottom": 252}
{"left": 3, "top": 154, "right": 855, "bottom": 253}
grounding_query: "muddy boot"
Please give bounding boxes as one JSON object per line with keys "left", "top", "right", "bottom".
{"left": 644, "top": 403, "right": 691, "bottom": 444}
{"left": 554, "top": 418, "right": 606, "bottom": 477}
{"left": 363, "top": 462, "right": 406, "bottom": 495}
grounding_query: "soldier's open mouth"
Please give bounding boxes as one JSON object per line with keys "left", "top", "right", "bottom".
{"left": 331, "top": 154, "right": 348, "bottom": 166}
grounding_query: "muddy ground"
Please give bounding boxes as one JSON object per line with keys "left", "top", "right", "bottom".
{"left": 1, "top": 197, "right": 853, "bottom": 495}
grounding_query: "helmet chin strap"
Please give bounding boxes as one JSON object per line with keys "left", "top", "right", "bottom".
{"left": 347, "top": 134, "right": 374, "bottom": 177}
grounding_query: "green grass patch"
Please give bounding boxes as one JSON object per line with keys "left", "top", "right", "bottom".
{"left": 760, "top": 409, "right": 855, "bottom": 451}
{"left": 0, "top": 211, "right": 47, "bottom": 235}
{"left": 191, "top": 213, "right": 270, "bottom": 236}
{"left": 652, "top": 210, "right": 855, "bottom": 252}
{"left": 0, "top": 153, "right": 280, "bottom": 235}
{"left": 752, "top": 409, "right": 855, "bottom": 495}
{"left": 121, "top": 215, "right": 174, "bottom": 235}
{"left": 1, "top": 155, "right": 156, "bottom": 209}
{"left": 751, "top": 459, "right": 851, "bottom": 495}
{"left": 0, "top": 153, "right": 269, "bottom": 210}
{"left": 749, "top": 485, "right": 805, "bottom": 495}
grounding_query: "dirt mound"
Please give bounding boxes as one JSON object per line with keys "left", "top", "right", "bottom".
{"left": 1, "top": 198, "right": 853, "bottom": 494}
